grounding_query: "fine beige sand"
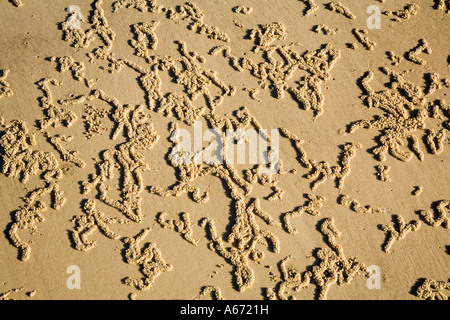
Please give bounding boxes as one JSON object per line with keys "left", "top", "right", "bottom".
{"left": 0, "top": 0, "right": 449, "bottom": 300}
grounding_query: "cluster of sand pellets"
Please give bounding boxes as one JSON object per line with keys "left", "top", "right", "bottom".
{"left": 0, "top": 70, "right": 14, "bottom": 99}
{"left": 383, "top": 4, "right": 420, "bottom": 22}
{"left": 266, "top": 218, "right": 367, "bottom": 300}
{"left": 0, "top": 0, "right": 448, "bottom": 300}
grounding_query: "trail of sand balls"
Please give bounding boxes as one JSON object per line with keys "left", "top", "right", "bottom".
{"left": 0, "top": 120, "right": 65, "bottom": 261}
{"left": 211, "top": 26, "right": 341, "bottom": 119}
{"left": 122, "top": 228, "right": 173, "bottom": 291}
{"left": 435, "top": 0, "right": 450, "bottom": 13}
{"left": 0, "top": 70, "right": 14, "bottom": 99}
{"left": 383, "top": 4, "right": 420, "bottom": 22}
{"left": 10, "top": 0, "right": 23, "bottom": 7}
{"left": 347, "top": 65, "right": 448, "bottom": 163}
{"left": 282, "top": 194, "right": 326, "bottom": 234}
{"left": 326, "top": 2, "right": 355, "bottom": 19}
{"left": 314, "top": 24, "right": 339, "bottom": 35}
{"left": 157, "top": 212, "right": 198, "bottom": 246}
{"left": 0, "top": 287, "right": 23, "bottom": 300}
{"left": 415, "top": 278, "right": 450, "bottom": 300}
{"left": 407, "top": 39, "right": 432, "bottom": 65}
{"left": 379, "top": 215, "right": 421, "bottom": 253}
{"left": 352, "top": 29, "right": 376, "bottom": 51}
{"left": 1, "top": 0, "right": 448, "bottom": 300}
{"left": 419, "top": 200, "right": 450, "bottom": 229}
{"left": 375, "top": 165, "right": 391, "bottom": 182}
{"left": 195, "top": 286, "right": 224, "bottom": 300}
{"left": 266, "top": 218, "right": 367, "bottom": 300}
{"left": 301, "top": 0, "right": 319, "bottom": 17}
{"left": 338, "top": 194, "right": 387, "bottom": 215}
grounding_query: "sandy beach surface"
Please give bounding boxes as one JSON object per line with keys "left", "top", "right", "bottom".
{"left": 0, "top": 0, "right": 449, "bottom": 300}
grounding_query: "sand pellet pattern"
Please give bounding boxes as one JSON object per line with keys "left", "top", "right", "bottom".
{"left": 0, "top": 0, "right": 448, "bottom": 300}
